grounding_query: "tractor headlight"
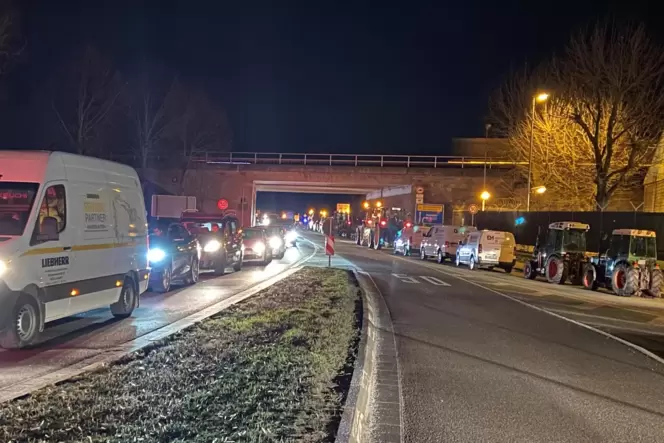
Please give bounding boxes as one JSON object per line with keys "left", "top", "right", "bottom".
{"left": 0, "top": 260, "right": 7, "bottom": 277}
{"left": 147, "top": 248, "right": 166, "bottom": 263}
{"left": 204, "top": 240, "right": 222, "bottom": 253}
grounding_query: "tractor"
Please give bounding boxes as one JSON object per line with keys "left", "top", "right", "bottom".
{"left": 523, "top": 221, "right": 590, "bottom": 284}
{"left": 582, "top": 229, "right": 663, "bottom": 297}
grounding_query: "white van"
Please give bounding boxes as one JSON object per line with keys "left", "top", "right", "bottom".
{"left": 455, "top": 230, "right": 516, "bottom": 272}
{"left": 420, "top": 225, "right": 477, "bottom": 263}
{"left": 0, "top": 151, "right": 149, "bottom": 348}
{"left": 393, "top": 224, "right": 431, "bottom": 256}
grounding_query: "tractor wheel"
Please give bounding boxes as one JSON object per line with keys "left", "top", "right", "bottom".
{"left": 649, "top": 268, "right": 663, "bottom": 298}
{"left": 545, "top": 256, "right": 568, "bottom": 284}
{"left": 611, "top": 263, "right": 638, "bottom": 297}
{"left": 569, "top": 264, "right": 584, "bottom": 286}
{"left": 582, "top": 263, "right": 598, "bottom": 291}
{"left": 523, "top": 260, "right": 537, "bottom": 280}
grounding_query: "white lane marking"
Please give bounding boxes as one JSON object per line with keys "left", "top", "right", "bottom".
{"left": 419, "top": 276, "right": 451, "bottom": 286}
{"left": 392, "top": 273, "right": 419, "bottom": 284}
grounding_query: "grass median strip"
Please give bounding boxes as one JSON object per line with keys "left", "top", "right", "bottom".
{"left": 0, "top": 267, "right": 361, "bottom": 443}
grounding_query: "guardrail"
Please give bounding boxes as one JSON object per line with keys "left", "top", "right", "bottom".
{"left": 190, "top": 151, "right": 525, "bottom": 169}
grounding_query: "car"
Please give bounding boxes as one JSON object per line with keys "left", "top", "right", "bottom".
{"left": 263, "top": 225, "right": 287, "bottom": 259}
{"left": 455, "top": 230, "right": 516, "bottom": 272}
{"left": 242, "top": 227, "right": 273, "bottom": 265}
{"left": 394, "top": 224, "right": 431, "bottom": 256}
{"left": 0, "top": 151, "right": 149, "bottom": 348}
{"left": 266, "top": 220, "right": 299, "bottom": 246}
{"left": 181, "top": 213, "right": 243, "bottom": 275}
{"left": 420, "top": 225, "right": 477, "bottom": 263}
{"left": 147, "top": 220, "right": 200, "bottom": 293}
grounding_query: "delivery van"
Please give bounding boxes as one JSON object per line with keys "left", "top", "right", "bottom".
{"left": 420, "top": 225, "right": 477, "bottom": 263}
{"left": 455, "top": 230, "right": 516, "bottom": 272}
{"left": 0, "top": 151, "right": 149, "bottom": 348}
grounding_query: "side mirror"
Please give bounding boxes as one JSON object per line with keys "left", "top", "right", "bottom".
{"left": 36, "top": 217, "right": 59, "bottom": 242}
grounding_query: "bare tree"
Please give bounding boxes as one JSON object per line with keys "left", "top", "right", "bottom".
{"left": 490, "top": 23, "right": 664, "bottom": 210}
{"left": 51, "top": 45, "right": 122, "bottom": 156}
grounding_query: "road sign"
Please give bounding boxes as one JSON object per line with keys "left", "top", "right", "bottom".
{"left": 415, "top": 186, "right": 424, "bottom": 194}
{"left": 415, "top": 203, "right": 443, "bottom": 224}
{"left": 217, "top": 198, "right": 229, "bottom": 211}
{"left": 325, "top": 235, "right": 335, "bottom": 256}
{"left": 468, "top": 204, "right": 479, "bottom": 215}
{"left": 336, "top": 203, "right": 350, "bottom": 213}
{"left": 415, "top": 194, "right": 424, "bottom": 204}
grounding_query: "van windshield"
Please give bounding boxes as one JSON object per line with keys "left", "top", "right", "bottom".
{"left": 0, "top": 183, "right": 39, "bottom": 236}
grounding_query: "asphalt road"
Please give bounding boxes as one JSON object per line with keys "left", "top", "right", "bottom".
{"left": 304, "top": 233, "right": 664, "bottom": 443}
{"left": 0, "top": 240, "right": 316, "bottom": 397}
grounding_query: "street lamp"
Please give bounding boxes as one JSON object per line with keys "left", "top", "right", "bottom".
{"left": 375, "top": 201, "right": 383, "bottom": 208}
{"left": 527, "top": 92, "right": 550, "bottom": 211}
{"left": 480, "top": 191, "right": 491, "bottom": 211}
{"left": 533, "top": 185, "right": 547, "bottom": 194}
{"left": 308, "top": 208, "right": 315, "bottom": 216}
{"left": 363, "top": 201, "right": 370, "bottom": 210}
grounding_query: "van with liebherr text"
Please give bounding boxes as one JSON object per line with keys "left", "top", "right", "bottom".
{"left": 0, "top": 151, "right": 149, "bottom": 348}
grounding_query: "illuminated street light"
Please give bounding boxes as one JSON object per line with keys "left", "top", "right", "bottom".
{"left": 480, "top": 191, "right": 490, "bottom": 211}
{"left": 533, "top": 185, "right": 547, "bottom": 194}
{"left": 527, "top": 91, "right": 550, "bottom": 211}
{"left": 375, "top": 201, "right": 383, "bottom": 208}
{"left": 363, "top": 201, "right": 370, "bottom": 209}
{"left": 308, "top": 208, "right": 314, "bottom": 216}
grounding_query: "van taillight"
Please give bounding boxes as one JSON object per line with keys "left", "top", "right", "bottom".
{"left": 478, "top": 244, "right": 483, "bottom": 254}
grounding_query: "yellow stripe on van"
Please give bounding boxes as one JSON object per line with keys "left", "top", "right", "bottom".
{"left": 21, "top": 241, "right": 140, "bottom": 257}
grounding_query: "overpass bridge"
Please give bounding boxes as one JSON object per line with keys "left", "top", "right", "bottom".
{"left": 142, "top": 151, "right": 522, "bottom": 226}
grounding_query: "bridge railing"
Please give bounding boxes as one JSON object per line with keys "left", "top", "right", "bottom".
{"left": 190, "top": 151, "right": 525, "bottom": 168}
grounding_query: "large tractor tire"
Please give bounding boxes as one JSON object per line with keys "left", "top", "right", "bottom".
{"left": 611, "top": 263, "right": 638, "bottom": 297}
{"left": 582, "top": 263, "right": 599, "bottom": 291}
{"left": 523, "top": 260, "right": 537, "bottom": 280}
{"left": 649, "top": 268, "right": 663, "bottom": 298}
{"left": 545, "top": 256, "right": 568, "bottom": 284}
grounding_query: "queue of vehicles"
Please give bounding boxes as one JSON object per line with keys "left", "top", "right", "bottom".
{"left": 0, "top": 151, "right": 302, "bottom": 349}
{"left": 387, "top": 217, "right": 663, "bottom": 298}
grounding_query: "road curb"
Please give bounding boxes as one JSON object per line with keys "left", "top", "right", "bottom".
{"left": 336, "top": 270, "right": 403, "bottom": 443}
{"left": 0, "top": 266, "right": 304, "bottom": 404}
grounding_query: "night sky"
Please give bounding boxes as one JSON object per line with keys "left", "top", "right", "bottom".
{"left": 4, "top": 0, "right": 660, "bottom": 157}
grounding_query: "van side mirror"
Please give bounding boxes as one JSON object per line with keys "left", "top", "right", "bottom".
{"left": 36, "top": 217, "right": 59, "bottom": 242}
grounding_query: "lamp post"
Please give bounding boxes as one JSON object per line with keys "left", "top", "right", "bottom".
{"left": 527, "top": 92, "right": 549, "bottom": 211}
{"left": 480, "top": 191, "right": 491, "bottom": 212}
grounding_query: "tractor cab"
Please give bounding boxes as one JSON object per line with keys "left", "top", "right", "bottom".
{"left": 524, "top": 221, "right": 590, "bottom": 284}
{"left": 584, "top": 229, "right": 662, "bottom": 297}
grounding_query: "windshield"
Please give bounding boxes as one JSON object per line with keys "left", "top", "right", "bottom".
{"left": 631, "top": 236, "right": 657, "bottom": 258}
{"left": 562, "top": 229, "right": 587, "bottom": 252}
{"left": 243, "top": 229, "right": 263, "bottom": 240}
{"left": 265, "top": 226, "right": 283, "bottom": 237}
{"left": 0, "top": 183, "right": 39, "bottom": 236}
{"left": 183, "top": 221, "right": 222, "bottom": 234}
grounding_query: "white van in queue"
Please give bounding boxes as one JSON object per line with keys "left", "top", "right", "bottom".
{"left": 0, "top": 151, "right": 149, "bottom": 348}
{"left": 455, "top": 230, "right": 516, "bottom": 272}
{"left": 420, "top": 225, "right": 477, "bottom": 263}
{"left": 393, "top": 224, "right": 431, "bottom": 256}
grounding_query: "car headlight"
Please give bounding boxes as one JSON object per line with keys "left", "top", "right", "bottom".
{"left": 285, "top": 231, "right": 297, "bottom": 243}
{"left": 147, "top": 248, "right": 166, "bottom": 263}
{"left": 254, "top": 241, "right": 266, "bottom": 254}
{"left": 204, "top": 240, "right": 222, "bottom": 253}
{"left": 0, "top": 260, "right": 6, "bottom": 277}
{"left": 269, "top": 236, "right": 283, "bottom": 249}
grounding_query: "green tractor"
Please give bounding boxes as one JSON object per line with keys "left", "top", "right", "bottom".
{"left": 582, "top": 229, "right": 662, "bottom": 297}
{"left": 524, "top": 222, "right": 590, "bottom": 284}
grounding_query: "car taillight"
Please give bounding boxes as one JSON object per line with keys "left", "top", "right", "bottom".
{"left": 444, "top": 241, "right": 450, "bottom": 248}
{"left": 478, "top": 244, "right": 483, "bottom": 254}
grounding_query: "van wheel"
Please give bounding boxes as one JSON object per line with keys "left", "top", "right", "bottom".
{"left": 0, "top": 295, "right": 41, "bottom": 349}
{"left": 469, "top": 256, "right": 477, "bottom": 270}
{"left": 111, "top": 276, "right": 137, "bottom": 319}
{"left": 436, "top": 250, "right": 445, "bottom": 264}
{"left": 420, "top": 249, "right": 427, "bottom": 260}
{"left": 455, "top": 253, "right": 461, "bottom": 267}
{"left": 154, "top": 265, "right": 172, "bottom": 293}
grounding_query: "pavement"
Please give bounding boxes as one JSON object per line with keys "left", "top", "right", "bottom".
{"left": 303, "top": 232, "right": 664, "bottom": 443}
{"left": 0, "top": 241, "right": 317, "bottom": 399}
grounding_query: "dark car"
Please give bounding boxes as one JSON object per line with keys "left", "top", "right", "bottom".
{"left": 148, "top": 220, "right": 200, "bottom": 293}
{"left": 181, "top": 213, "right": 243, "bottom": 275}
{"left": 242, "top": 227, "right": 273, "bottom": 265}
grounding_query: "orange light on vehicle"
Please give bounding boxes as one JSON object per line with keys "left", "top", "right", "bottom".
{"left": 70, "top": 289, "right": 80, "bottom": 297}
{"left": 115, "top": 280, "right": 122, "bottom": 287}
